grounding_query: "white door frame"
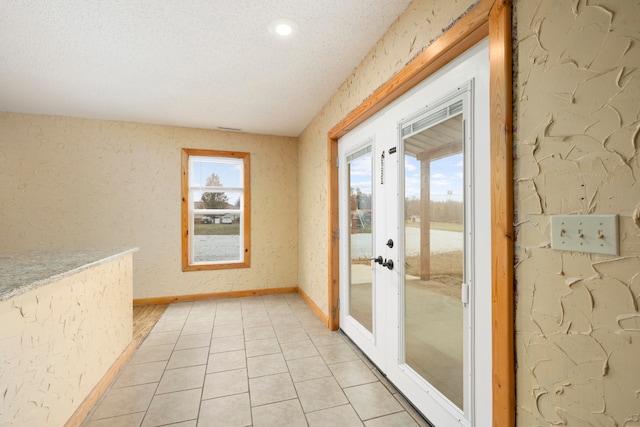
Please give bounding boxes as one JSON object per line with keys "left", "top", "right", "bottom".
{"left": 326, "top": 2, "right": 514, "bottom": 424}
{"left": 338, "top": 40, "right": 491, "bottom": 426}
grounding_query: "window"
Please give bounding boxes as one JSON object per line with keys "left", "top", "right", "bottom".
{"left": 181, "top": 148, "right": 250, "bottom": 271}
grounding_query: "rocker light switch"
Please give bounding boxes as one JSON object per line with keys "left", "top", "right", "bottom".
{"left": 551, "top": 214, "right": 619, "bottom": 255}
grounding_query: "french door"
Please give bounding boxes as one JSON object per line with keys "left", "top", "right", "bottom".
{"left": 338, "top": 40, "right": 491, "bottom": 426}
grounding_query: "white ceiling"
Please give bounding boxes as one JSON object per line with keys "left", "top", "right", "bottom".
{"left": 0, "top": 0, "right": 412, "bottom": 137}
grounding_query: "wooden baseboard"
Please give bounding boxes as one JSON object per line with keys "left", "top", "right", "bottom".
{"left": 133, "top": 287, "right": 299, "bottom": 306}
{"left": 64, "top": 340, "right": 137, "bottom": 427}
{"left": 297, "top": 287, "right": 329, "bottom": 327}
{"left": 132, "top": 286, "right": 330, "bottom": 329}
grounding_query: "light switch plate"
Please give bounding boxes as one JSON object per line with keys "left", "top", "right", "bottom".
{"left": 551, "top": 214, "right": 619, "bottom": 255}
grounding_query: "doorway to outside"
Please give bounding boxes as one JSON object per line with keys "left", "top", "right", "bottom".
{"left": 326, "top": 1, "right": 514, "bottom": 424}
{"left": 338, "top": 40, "right": 490, "bottom": 427}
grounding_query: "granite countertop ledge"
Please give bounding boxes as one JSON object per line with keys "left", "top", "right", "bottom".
{"left": 0, "top": 248, "right": 138, "bottom": 302}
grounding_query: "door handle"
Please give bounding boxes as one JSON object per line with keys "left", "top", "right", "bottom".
{"left": 370, "top": 256, "right": 393, "bottom": 270}
{"left": 370, "top": 256, "right": 383, "bottom": 265}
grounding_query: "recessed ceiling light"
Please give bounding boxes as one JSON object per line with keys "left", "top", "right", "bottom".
{"left": 275, "top": 23, "right": 292, "bottom": 36}
{"left": 269, "top": 18, "right": 297, "bottom": 38}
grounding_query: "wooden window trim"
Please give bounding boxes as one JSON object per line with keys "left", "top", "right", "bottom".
{"left": 326, "top": 0, "right": 513, "bottom": 425}
{"left": 181, "top": 148, "right": 251, "bottom": 271}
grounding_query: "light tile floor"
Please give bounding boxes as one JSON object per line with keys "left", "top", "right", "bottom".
{"left": 83, "top": 293, "right": 430, "bottom": 427}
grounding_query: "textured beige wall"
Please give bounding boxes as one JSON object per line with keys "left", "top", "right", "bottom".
{"left": 2, "top": 0, "right": 638, "bottom": 422}
{"left": 0, "top": 254, "right": 132, "bottom": 427}
{"left": 298, "top": 0, "right": 640, "bottom": 423}
{"left": 514, "top": 0, "right": 640, "bottom": 424}
{"left": 0, "top": 113, "right": 298, "bottom": 299}
{"left": 297, "top": 0, "right": 477, "bottom": 313}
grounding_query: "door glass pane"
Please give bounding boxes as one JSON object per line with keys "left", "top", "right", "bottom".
{"left": 403, "top": 114, "right": 464, "bottom": 409}
{"left": 348, "top": 147, "right": 373, "bottom": 332}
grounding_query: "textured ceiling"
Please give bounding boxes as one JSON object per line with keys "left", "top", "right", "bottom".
{"left": 0, "top": 0, "right": 412, "bottom": 137}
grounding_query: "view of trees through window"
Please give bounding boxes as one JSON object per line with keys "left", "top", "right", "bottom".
{"left": 405, "top": 198, "right": 463, "bottom": 224}
{"left": 350, "top": 188, "right": 372, "bottom": 233}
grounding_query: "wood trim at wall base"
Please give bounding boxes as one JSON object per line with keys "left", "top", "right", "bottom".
{"left": 298, "top": 287, "right": 329, "bottom": 327}
{"left": 132, "top": 287, "right": 299, "bottom": 306}
{"left": 64, "top": 340, "right": 138, "bottom": 427}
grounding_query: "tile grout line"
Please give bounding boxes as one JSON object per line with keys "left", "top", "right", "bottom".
{"left": 84, "top": 294, "right": 428, "bottom": 426}
{"left": 139, "top": 303, "right": 189, "bottom": 427}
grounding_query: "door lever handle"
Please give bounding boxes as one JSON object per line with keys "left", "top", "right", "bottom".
{"left": 370, "top": 256, "right": 393, "bottom": 270}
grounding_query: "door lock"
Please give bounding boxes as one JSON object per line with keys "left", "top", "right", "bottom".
{"left": 386, "top": 239, "right": 394, "bottom": 248}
